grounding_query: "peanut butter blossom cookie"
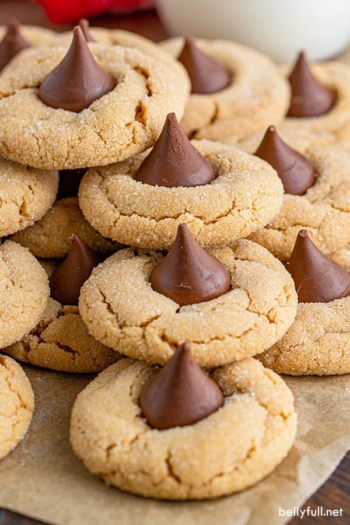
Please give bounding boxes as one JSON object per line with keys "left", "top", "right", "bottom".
{"left": 0, "top": 240, "right": 49, "bottom": 348}
{"left": 0, "top": 355, "right": 34, "bottom": 461}
{"left": 2, "top": 298, "right": 122, "bottom": 373}
{"left": 11, "top": 197, "right": 121, "bottom": 259}
{"left": 278, "top": 52, "right": 350, "bottom": 147}
{"left": 238, "top": 127, "right": 350, "bottom": 260}
{"left": 259, "top": 230, "right": 350, "bottom": 375}
{"left": 0, "top": 157, "right": 58, "bottom": 237}
{"left": 159, "top": 37, "right": 290, "bottom": 141}
{"left": 52, "top": 19, "right": 189, "bottom": 79}
{"left": 3, "top": 235, "right": 122, "bottom": 373}
{"left": 79, "top": 230, "right": 298, "bottom": 367}
{"left": 0, "top": 19, "right": 56, "bottom": 72}
{"left": 79, "top": 114, "right": 284, "bottom": 250}
{"left": 0, "top": 26, "right": 189, "bottom": 170}
{"left": 70, "top": 353, "right": 296, "bottom": 499}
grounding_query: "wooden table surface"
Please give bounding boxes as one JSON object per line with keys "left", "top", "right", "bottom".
{"left": 0, "top": 1, "right": 349, "bottom": 524}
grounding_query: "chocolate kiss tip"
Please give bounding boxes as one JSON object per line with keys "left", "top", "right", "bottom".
{"left": 0, "top": 18, "right": 30, "bottom": 72}
{"left": 254, "top": 126, "right": 315, "bottom": 195}
{"left": 151, "top": 223, "right": 231, "bottom": 305}
{"left": 139, "top": 341, "right": 224, "bottom": 430}
{"left": 135, "top": 112, "right": 215, "bottom": 187}
{"left": 39, "top": 25, "right": 115, "bottom": 112}
{"left": 287, "top": 51, "right": 335, "bottom": 118}
{"left": 49, "top": 234, "right": 100, "bottom": 306}
{"left": 78, "top": 19, "right": 96, "bottom": 42}
{"left": 178, "top": 37, "right": 231, "bottom": 94}
{"left": 285, "top": 229, "right": 350, "bottom": 303}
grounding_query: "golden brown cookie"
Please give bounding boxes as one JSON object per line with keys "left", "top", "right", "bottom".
{"left": 159, "top": 37, "right": 290, "bottom": 141}
{"left": 78, "top": 140, "right": 284, "bottom": 250}
{"left": 0, "top": 157, "right": 58, "bottom": 237}
{"left": 0, "top": 355, "right": 34, "bottom": 461}
{"left": 237, "top": 132, "right": 350, "bottom": 260}
{"left": 258, "top": 296, "right": 350, "bottom": 376}
{"left": 2, "top": 298, "right": 122, "bottom": 373}
{"left": 52, "top": 26, "right": 189, "bottom": 77}
{"left": 0, "top": 240, "right": 49, "bottom": 349}
{"left": 258, "top": 247, "right": 350, "bottom": 375}
{"left": 278, "top": 60, "right": 350, "bottom": 147}
{"left": 11, "top": 197, "right": 122, "bottom": 259}
{"left": 0, "top": 43, "right": 190, "bottom": 170}
{"left": 79, "top": 240, "right": 298, "bottom": 367}
{"left": 70, "top": 357, "right": 296, "bottom": 500}
{"left": 0, "top": 24, "right": 56, "bottom": 47}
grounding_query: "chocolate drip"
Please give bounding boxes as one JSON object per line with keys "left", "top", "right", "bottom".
{"left": 39, "top": 26, "right": 115, "bottom": 112}
{"left": 78, "top": 19, "right": 96, "bottom": 43}
{"left": 177, "top": 37, "right": 231, "bottom": 94}
{"left": 285, "top": 229, "right": 350, "bottom": 303}
{"left": 287, "top": 52, "right": 335, "bottom": 118}
{"left": 0, "top": 19, "right": 30, "bottom": 72}
{"left": 49, "top": 234, "right": 100, "bottom": 305}
{"left": 254, "top": 126, "right": 315, "bottom": 195}
{"left": 135, "top": 112, "right": 215, "bottom": 187}
{"left": 151, "top": 223, "right": 231, "bottom": 305}
{"left": 140, "top": 341, "right": 224, "bottom": 430}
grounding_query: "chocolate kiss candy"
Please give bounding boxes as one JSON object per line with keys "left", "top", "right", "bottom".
{"left": 140, "top": 341, "right": 224, "bottom": 430}
{"left": 287, "top": 52, "right": 335, "bottom": 118}
{"left": 135, "top": 112, "right": 215, "bottom": 187}
{"left": 78, "top": 19, "right": 96, "bottom": 43}
{"left": 49, "top": 234, "right": 100, "bottom": 305}
{"left": 0, "top": 19, "right": 30, "bottom": 72}
{"left": 151, "top": 223, "right": 231, "bottom": 305}
{"left": 39, "top": 26, "right": 115, "bottom": 112}
{"left": 285, "top": 229, "right": 350, "bottom": 303}
{"left": 177, "top": 37, "right": 231, "bottom": 94}
{"left": 254, "top": 126, "right": 315, "bottom": 195}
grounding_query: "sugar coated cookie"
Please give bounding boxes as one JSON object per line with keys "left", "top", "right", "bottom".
{"left": 0, "top": 23, "right": 56, "bottom": 47}
{"left": 70, "top": 357, "right": 296, "bottom": 499}
{"left": 79, "top": 140, "right": 284, "bottom": 250}
{"left": 279, "top": 59, "right": 350, "bottom": 147}
{"left": 238, "top": 131, "right": 350, "bottom": 260}
{"left": 0, "top": 240, "right": 49, "bottom": 348}
{"left": 160, "top": 37, "right": 290, "bottom": 141}
{"left": 258, "top": 297, "right": 350, "bottom": 375}
{"left": 2, "top": 298, "right": 122, "bottom": 373}
{"left": 0, "top": 157, "right": 58, "bottom": 237}
{"left": 11, "top": 197, "right": 122, "bottom": 259}
{"left": 258, "top": 231, "right": 350, "bottom": 375}
{"left": 0, "top": 355, "right": 34, "bottom": 461}
{"left": 79, "top": 240, "right": 298, "bottom": 367}
{"left": 0, "top": 42, "right": 190, "bottom": 169}
{"left": 52, "top": 24, "right": 189, "bottom": 79}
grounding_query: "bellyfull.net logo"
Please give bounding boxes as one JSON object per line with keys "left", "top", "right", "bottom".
{"left": 279, "top": 506, "right": 343, "bottom": 519}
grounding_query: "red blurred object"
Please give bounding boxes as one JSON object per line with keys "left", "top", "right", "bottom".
{"left": 37, "top": 0, "right": 154, "bottom": 24}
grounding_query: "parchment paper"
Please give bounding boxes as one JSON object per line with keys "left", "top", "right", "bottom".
{"left": 0, "top": 365, "right": 349, "bottom": 525}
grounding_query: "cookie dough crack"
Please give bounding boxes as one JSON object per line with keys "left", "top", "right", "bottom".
{"left": 165, "top": 451, "right": 182, "bottom": 484}
{"left": 114, "top": 204, "right": 234, "bottom": 225}
{"left": 134, "top": 66, "right": 152, "bottom": 97}
{"left": 39, "top": 338, "right": 78, "bottom": 356}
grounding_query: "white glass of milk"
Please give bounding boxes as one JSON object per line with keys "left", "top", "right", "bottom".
{"left": 155, "top": 0, "right": 350, "bottom": 63}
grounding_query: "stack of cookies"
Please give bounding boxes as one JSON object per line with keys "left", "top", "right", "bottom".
{"left": 64, "top": 34, "right": 298, "bottom": 499}
{"left": 0, "top": 19, "right": 189, "bottom": 459}
{"left": 1, "top": 19, "right": 348, "bottom": 502}
{"left": 230, "top": 52, "right": 350, "bottom": 377}
{"left": 0, "top": 20, "right": 189, "bottom": 377}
